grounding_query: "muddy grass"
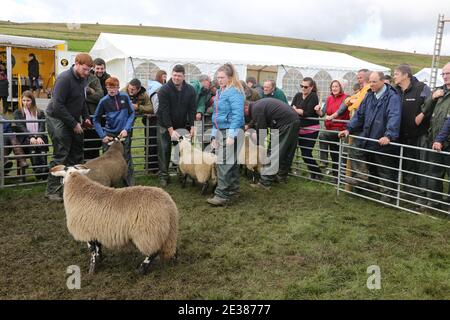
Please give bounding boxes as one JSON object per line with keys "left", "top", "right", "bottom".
{"left": 0, "top": 175, "right": 449, "bottom": 299}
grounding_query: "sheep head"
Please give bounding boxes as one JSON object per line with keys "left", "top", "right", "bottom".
{"left": 50, "top": 165, "right": 91, "bottom": 184}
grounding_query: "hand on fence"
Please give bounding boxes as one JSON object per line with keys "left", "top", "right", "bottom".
{"left": 83, "top": 119, "right": 93, "bottom": 129}
{"left": 432, "top": 142, "right": 443, "bottom": 152}
{"left": 378, "top": 136, "right": 390, "bottom": 146}
{"left": 326, "top": 115, "right": 334, "bottom": 121}
{"left": 338, "top": 130, "right": 349, "bottom": 139}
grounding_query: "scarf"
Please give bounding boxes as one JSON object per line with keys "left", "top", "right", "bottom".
{"left": 24, "top": 107, "right": 39, "bottom": 134}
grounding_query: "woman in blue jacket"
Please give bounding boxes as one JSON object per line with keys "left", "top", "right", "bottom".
{"left": 207, "top": 63, "right": 245, "bottom": 206}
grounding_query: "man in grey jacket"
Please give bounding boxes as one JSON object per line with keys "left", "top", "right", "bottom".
{"left": 45, "top": 53, "right": 93, "bottom": 201}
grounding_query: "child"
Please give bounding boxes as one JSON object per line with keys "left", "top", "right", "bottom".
{"left": 93, "top": 77, "right": 135, "bottom": 185}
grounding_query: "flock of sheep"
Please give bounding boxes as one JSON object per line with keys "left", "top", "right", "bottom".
{"left": 51, "top": 136, "right": 267, "bottom": 275}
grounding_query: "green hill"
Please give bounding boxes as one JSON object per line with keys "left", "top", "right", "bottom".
{"left": 0, "top": 21, "right": 448, "bottom": 72}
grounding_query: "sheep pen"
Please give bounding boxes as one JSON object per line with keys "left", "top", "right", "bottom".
{"left": 50, "top": 165, "right": 179, "bottom": 275}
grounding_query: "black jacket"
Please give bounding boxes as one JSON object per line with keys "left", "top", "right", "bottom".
{"left": 157, "top": 79, "right": 197, "bottom": 130}
{"left": 46, "top": 66, "right": 89, "bottom": 129}
{"left": 395, "top": 77, "right": 431, "bottom": 140}
{"left": 291, "top": 92, "right": 319, "bottom": 128}
{"left": 249, "top": 98, "right": 299, "bottom": 130}
{"left": 28, "top": 58, "right": 39, "bottom": 78}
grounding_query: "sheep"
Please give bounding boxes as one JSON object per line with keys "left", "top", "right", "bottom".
{"left": 50, "top": 164, "right": 179, "bottom": 275}
{"left": 178, "top": 137, "right": 217, "bottom": 195}
{"left": 84, "top": 138, "right": 128, "bottom": 187}
{"left": 238, "top": 132, "right": 269, "bottom": 183}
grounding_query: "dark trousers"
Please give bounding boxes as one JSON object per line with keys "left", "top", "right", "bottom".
{"left": 319, "top": 130, "right": 340, "bottom": 175}
{"left": 215, "top": 129, "right": 242, "bottom": 200}
{"left": 260, "top": 122, "right": 300, "bottom": 186}
{"left": 29, "top": 77, "right": 39, "bottom": 91}
{"left": 298, "top": 131, "right": 321, "bottom": 175}
{"left": 46, "top": 114, "right": 83, "bottom": 196}
{"left": 157, "top": 126, "right": 174, "bottom": 181}
{"left": 400, "top": 134, "right": 429, "bottom": 197}
{"left": 353, "top": 147, "right": 400, "bottom": 196}
{"left": 83, "top": 128, "right": 101, "bottom": 161}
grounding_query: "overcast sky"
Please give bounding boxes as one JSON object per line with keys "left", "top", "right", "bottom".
{"left": 3, "top": 0, "right": 450, "bottom": 55}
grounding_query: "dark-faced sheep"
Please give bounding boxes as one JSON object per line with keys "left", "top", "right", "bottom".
{"left": 50, "top": 165, "right": 179, "bottom": 275}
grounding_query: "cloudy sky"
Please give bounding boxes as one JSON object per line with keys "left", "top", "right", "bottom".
{"left": 3, "top": 0, "right": 450, "bottom": 55}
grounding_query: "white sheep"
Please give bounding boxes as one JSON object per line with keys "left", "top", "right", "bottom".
{"left": 178, "top": 138, "right": 217, "bottom": 195}
{"left": 50, "top": 164, "right": 179, "bottom": 275}
{"left": 84, "top": 138, "right": 128, "bottom": 187}
{"left": 238, "top": 132, "right": 268, "bottom": 183}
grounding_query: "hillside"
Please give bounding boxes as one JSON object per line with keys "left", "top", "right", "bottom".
{"left": 0, "top": 21, "right": 449, "bottom": 72}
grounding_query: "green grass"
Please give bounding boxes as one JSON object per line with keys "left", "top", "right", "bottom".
{"left": 1, "top": 21, "right": 449, "bottom": 72}
{"left": 1, "top": 161, "right": 449, "bottom": 299}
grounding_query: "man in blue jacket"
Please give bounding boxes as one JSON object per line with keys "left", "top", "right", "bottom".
{"left": 93, "top": 77, "right": 135, "bottom": 186}
{"left": 339, "top": 71, "right": 401, "bottom": 203}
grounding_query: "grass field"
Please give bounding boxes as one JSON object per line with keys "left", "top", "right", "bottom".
{"left": 1, "top": 21, "right": 449, "bottom": 72}
{"left": 1, "top": 21, "right": 450, "bottom": 300}
{"left": 1, "top": 133, "right": 450, "bottom": 299}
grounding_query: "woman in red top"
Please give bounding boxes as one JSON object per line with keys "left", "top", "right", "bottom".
{"left": 316, "top": 80, "right": 349, "bottom": 181}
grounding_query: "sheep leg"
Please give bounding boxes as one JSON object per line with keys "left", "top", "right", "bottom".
{"left": 201, "top": 182, "right": 208, "bottom": 195}
{"left": 181, "top": 174, "right": 187, "bottom": 188}
{"left": 137, "top": 251, "right": 160, "bottom": 275}
{"left": 88, "top": 241, "right": 102, "bottom": 274}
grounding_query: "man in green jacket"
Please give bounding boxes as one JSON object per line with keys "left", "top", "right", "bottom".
{"left": 418, "top": 62, "right": 450, "bottom": 209}
{"left": 262, "top": 80, "right": 288, "bottom": 103}
{"left": 121, "top": 79, "right": 156, "bottom": 174}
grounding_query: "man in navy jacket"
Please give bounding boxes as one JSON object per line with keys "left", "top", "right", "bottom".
{"left": 339, "top": 71, "right": 401, "bottom": 203}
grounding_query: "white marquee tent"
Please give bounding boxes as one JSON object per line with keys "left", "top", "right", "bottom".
{"left": 413, "top": 68, "right": 444, "bottom": 88}
{"left": 90, "top": 33, "right": 390, "bottom": 100}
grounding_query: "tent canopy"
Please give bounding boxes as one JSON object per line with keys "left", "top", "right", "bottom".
{"left": 90, "top": 33, "right": 390, "bottom": 73}
{"left": 414, "top": 68, "right": 444, "bottom": 87}
{"left": 0, "top": 34, "right": 66, "bottom": 50}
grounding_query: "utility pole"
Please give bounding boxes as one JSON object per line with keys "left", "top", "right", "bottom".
{"left": 430, "top": 14, "right": 450, "bottom": 89}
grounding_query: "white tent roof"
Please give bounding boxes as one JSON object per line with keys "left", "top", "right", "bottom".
{"left": 0, "top": 34, "right": 66, "bottom": 49}
{"left": 414, "top": 68, "right": 444, "bottom": 87}
{"left": 90, "top": 33, "right": 390, "bottom": 72}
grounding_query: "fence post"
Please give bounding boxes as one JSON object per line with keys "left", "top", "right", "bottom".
{"left": 396, "top": 145, "right": 404, "bottom": 207}
{"left": 0, "top": 122, "right": 4, "bottom": 189}
{"left": 144, "top": 116, "right": 149, "bottom": 174}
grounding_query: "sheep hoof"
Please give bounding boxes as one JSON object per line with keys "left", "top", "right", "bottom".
{"left": 136, "top": 263, "right": 150, "bottom": 275}
{"left": 88, "top": 258, "right": 98, "bottom": 274}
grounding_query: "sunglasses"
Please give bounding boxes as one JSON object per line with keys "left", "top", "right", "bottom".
{"left": 300, "top": 85, "right": 310, "bottom": 89}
